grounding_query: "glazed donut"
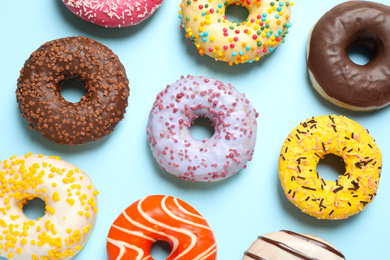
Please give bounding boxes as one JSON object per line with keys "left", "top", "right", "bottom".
{"left": 307, "top": 1, "right": 390, "bottom": 111}
{"left": 243, "top": 230, "right": 345, "bottom": 260}
{"left": 16, "top": 36, "right": 130, "bottom": 145}
{"left": 179, "top": 0, "right": 293, "bottom": 65}
{"left": 62, "top": 0, "right": 165, "bottom": 28}
{"left": 0, "top": 153, "right": 98, "bottom": 260}
{"left": 278, "top": 115, "right": 382, "bottom": 220}
{"left": 106, "top": 195, "right": 217, "bottom": 260}
{"left": 146, "top": 75, "right": 258, "bottom": 182}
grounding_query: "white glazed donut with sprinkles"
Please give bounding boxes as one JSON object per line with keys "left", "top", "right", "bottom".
{"left": 147, "top": 75, "right": 258, "bottom": 182}
{"left": 0, "top": 153, "right": 98, "bottom": 260}
{"left": 179, "top": 0, "right": 293, "bottom": 65}
{"left": 62, "top": 0, "right": 165, "bottom": 28}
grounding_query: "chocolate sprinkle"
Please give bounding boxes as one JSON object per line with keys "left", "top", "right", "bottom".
{"left": 302, "top": 186, "right": 316, "bottom": 191}
{"left": 322, "top": 142, "right": 326, "bottom": 152}
{"left": 16, "top": 36, "right": 130, "bottom": 145}
{"left": 333, "top": 186, "right": 343, "bottom": 193}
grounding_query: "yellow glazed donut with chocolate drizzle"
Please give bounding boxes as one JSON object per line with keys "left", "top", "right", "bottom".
{"left": 278, "top": 115, "right": 382, "bottom": 220}
{"left": 179, "top": 0, "right": 293, "bottom": 65}
{"left": 0, "top": 153, "right": 98, "bottom": 259}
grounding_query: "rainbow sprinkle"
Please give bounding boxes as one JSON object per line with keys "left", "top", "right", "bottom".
{"left": 179, "top": 0, "right": 293, "bottom": 65}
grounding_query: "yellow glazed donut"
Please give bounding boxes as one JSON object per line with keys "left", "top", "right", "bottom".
{"left": 179, "top": 0, "right": 293, "bottom": 65}
{"left": 278, "top": 115, "right": 382, "bottom": 220}
{"left": 0, "top": 153, "right": 98, "bottom": 259}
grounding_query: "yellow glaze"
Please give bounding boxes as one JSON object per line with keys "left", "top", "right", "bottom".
{"left": 278, "top": 115, "right": 382, "bottom": 220}
{"left": 179, "top": 0, "right": 293, "bottom": 65}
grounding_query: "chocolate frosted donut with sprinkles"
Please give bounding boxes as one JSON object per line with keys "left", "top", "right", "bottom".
{"left": 243, "top": 230, "right": 345, "bottom": 260}
{"left": 179, "top": 0, "right": 293, "bottom": 65}
{"left": 16, "top": 36, "right": 129, "bottom": 145}
{"left": 0, "top": 153, "right": 98, "bottom": 260}
{"left": 278, "top": 115, "right": 382, "bottom": 220}
{"left": 147, "top": 75, "right": 258, "bottom": 182}
{"left": 62, "top": 0, "right": 165, "bottom": 28}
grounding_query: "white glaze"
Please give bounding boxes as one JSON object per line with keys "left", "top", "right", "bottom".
{"left": 0, "top": 154, "right": 98, "bottom": 260}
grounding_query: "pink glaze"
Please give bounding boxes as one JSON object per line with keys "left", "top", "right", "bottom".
{"left": 147, "top": 75, "right": 259, "bottom": 182}
{"left": 62, "top": 0, "right": 164, "bottom": 28}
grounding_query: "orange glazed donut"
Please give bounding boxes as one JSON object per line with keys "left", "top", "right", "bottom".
{"left": 106, "top": 195, "right": 217, "bottom": 260}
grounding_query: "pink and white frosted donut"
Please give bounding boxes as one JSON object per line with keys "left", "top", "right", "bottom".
{"left": 147, "top": 75, "right": 258, "bottom": 182}
{"left": 62, "top": 0, "right": 164, "bottom": 28}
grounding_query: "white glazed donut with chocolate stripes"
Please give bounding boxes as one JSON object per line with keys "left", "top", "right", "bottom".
{"left": 106, "top": 195, "right": 217, "bottom": 259}
{"left": 243, "top": 230, "right": 345, "bottom": 260}
{"left": 147, "top": 75, "right": 258, "bottom": 182}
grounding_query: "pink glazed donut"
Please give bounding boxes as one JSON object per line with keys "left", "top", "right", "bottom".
{"left": 62, "top": 0, "right": 164, "bottom": 28}
{"left": 147, "top": 75, "right": 258, "bottom": 182}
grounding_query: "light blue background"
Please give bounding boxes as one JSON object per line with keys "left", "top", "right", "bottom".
{"left": 0, "top": 0, "right": 389, "bottom": 259}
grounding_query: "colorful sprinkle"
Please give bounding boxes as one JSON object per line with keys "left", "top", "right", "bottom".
{"left": 180, "top": 0, "right": 293, "bottom": 65}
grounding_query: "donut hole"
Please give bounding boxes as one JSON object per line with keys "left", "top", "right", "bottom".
{"left": 347, "top": 31, "right": 382, "bottom": 66}
{"left": 316, "top": 154, "right": 346, "bottom": 182}
{"left": 60, "top": 76, "right": 87, "bottom": 103}
{"left": 348, "top": 44, "right": 373, "bottom": 65}
{"left": 225, "top": 4, "right": 249, "bottom": 24}
{"left": 190, "top": 116, "right": 215, "bottom": 140}
{"left": 150, "top": 240, "right": 171, "bottom": 260}
{"left": 22, "top": 197, "right": 46, "bottom": 220}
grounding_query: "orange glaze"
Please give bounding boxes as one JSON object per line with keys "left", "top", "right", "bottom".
{"left": 106, "top": 195, "right": 217, "bottom": 260}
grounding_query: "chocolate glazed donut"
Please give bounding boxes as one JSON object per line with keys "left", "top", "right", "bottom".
{"left": 16, "top": 36, "right": 130, "bottom": 144}
{"left": 307, "top": 1, "right": 390, "bottom": 111}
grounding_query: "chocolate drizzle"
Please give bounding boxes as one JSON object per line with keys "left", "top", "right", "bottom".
{"left": 244, "top": 251, "right": 267, "bottom": 260}
{"left": 281, "top": 230, "right": 346, "bottom": 259}
{"left": 307, "top": 1, "right": 390, "bottom": 109}
{"left": 243, "top": 230, "right": 346, "bottom": 260}
{"left": 258, "top": 235, "right": 318, "bottom": 260}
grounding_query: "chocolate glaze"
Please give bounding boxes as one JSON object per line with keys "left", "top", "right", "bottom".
{"left": 16, "top": 36, "right": 130, "bottom": 144}
{"left": 307, "top": 1, "right": 390, "bottom": 109}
